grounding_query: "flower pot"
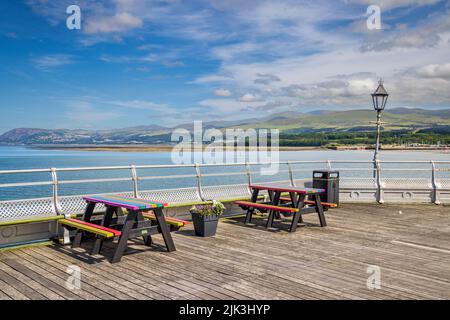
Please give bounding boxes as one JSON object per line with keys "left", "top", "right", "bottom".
{"left": 190, "top": 212, "right": 219, "bottom": 237}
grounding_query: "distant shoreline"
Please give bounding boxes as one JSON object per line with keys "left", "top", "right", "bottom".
{"left": 29, "top": 145, "right": 324, "bottom": 152}
{"left": 15, "top": 144, "right": 450, "bottom": 153}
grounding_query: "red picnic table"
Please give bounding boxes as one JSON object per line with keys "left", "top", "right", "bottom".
{"left": 235, "top": 184, "right": 327, "bottom": 232}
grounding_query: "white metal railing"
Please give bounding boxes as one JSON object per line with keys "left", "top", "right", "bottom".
{"left": 0, "top": 160, "right": 450, "bottom": 221}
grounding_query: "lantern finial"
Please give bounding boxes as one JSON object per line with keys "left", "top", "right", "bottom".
{"left": 371, "top": 78, "right": 388, "bottom": 111}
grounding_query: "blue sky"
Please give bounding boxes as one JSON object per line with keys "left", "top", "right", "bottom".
{"left": 0, "top": 0, "right": 449, "bottom": 133}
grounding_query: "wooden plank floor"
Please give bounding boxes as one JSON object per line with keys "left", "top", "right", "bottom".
{"left": 1, "top": 203, "right": 450, "bottom": 300}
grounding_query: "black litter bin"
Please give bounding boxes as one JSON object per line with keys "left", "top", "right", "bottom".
{"left": 313, "top": 170, "right": 339, "bottom": 205}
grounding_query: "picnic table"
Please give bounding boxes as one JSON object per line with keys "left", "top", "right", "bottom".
{"left": 235, "top": 184, "right": 327, "bottom": 232}
{"left": 67, "top": 195, "right": 176, "bottom": 263}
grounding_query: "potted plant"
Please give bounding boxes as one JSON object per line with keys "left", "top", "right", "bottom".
{"left": 189, "top": 201, "right": 225, "bottom": 237}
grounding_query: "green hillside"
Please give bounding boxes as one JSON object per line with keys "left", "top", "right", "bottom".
{"left": 236, "top": 109, "right": 450, "bottom": 132}
{"left": 1, "top": 108, "right": 450, "bottom": 146}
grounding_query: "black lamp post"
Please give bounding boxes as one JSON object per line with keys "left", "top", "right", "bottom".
{"left": 371, "top": 79, "right": 389, "bottom": 177}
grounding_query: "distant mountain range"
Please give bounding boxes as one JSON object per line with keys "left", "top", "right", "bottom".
{"left": 1, "top": 108, "right": 450, "bottom": 145}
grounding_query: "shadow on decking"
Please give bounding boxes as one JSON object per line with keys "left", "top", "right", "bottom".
{"left": 51, "top": 238, "right": 170, "bottom": 265}
{"left": 1, "top": 203, "right": 450, "bottom": 300}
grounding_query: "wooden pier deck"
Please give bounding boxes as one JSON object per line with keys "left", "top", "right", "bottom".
{"left": 0, "top": 203, "right": 449, "bottom": 300}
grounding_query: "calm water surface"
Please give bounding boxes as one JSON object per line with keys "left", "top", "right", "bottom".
{"left": 0, "top": 146, "right": 449, "bottom": 200}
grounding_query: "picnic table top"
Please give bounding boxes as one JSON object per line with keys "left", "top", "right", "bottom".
{"left": 82, "top": 195, "right": 167, "bottom": 210}
{"left": 249, "top": 184, "right": 325, "bottom": 194}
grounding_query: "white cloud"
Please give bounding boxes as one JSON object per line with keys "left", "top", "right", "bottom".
{"left": 65, "top": 101, "right": 121, "bottom": 127}
{"left": 5, "top": 32, "right": 17, "bottom": 39}
{"left": 211, "top": 42, "right": 260, "bottom": 61}
{"left": 254, "top": 73, "right": 281, "bottom": 85}
{"left": 238, "top": 93, "right": 264, "bottom": 102}
{"left": 85, "top": 12, "right": 143, "bottom": 34}
{"left": 282, "top": 76, "right": 378, "bottom": 106}
{"left": 214, "top": 88, "right": 232, "bottom": 97}
{"left": 105, "top": 99, "right": 170, "bottom": 111}
{"left": 99, "top": 51, "right": 184, "bottom": 68}
{"left": 348, "top": 0, "right": 442, "bottom": 10}
{"left": 32, "top": 54, "right": 75, "bottom": 71}
{"left": 361, "top": 31, "right": 441, "bottom": 52}
{"left": 189, "top": 74, "right": 235, "bottom": 84}
{"left": 199, "top": 98, "right": 264, "bottom": 112}
{"left": 360, "top": 9, "right": 450, "bottom": 52}
{"left": 102, "top": 99, "right": 208, "bottom": 125}
{"left": 66, "top": 97, "right": 205, "bottom": 126}
{"left": 99, "top": 55, "right": 134, "bottom": 63}
{"left": 390, "top": 75, "right": 450, "bottom": 105}
{"left": 416, "top": 63, "right": 450, "bottom": 79}
{"left": 24, "top": 0, "right": 450, "bottom": 123}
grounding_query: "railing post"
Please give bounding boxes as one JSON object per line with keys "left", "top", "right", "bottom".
{"left": 375, "top": 160, "right": 384, "bottom": 204}
{"left": 245, "top": 162, "right": 252, "bottom": 195}
{"left": 130, "top": 165, "right": 139, "bottom": 198}
{"left": 287, "top": 161, "right": 295, "bottom": 186}
{"left": 195, "top": 163, "right": 205, "bottom": 201}
{"left": 431, "top": 161, "right": 440, "bottom": 205}
{"left": 326, "top": 160, "right": 331, "bottom": 170}
{"left": 50, "top": 168, "right": 62, "bottom": 215}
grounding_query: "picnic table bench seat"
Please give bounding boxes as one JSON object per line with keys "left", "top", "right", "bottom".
{"left": 59, "top": 218, "right": 122, "bottom": 239}
{"left": 279, "top": 197, "right": 337, "bottom": 208}
{"left": 303, "top": 200, "right": 337, "bottom": 208}
{"left": 234, "top": 201, "right": 299, "bottom": 213}
{"left": 142, "top": 212, "right": 190, "bottom": 231}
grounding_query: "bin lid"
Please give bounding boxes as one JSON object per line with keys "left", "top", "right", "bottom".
{"left": 313, "top": 170, "right": 339, "bottom": 178}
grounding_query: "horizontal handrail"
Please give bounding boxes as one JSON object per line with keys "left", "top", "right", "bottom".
{"left": 0, "top": 168, "right": 52, "bottom": 174}
{"left": 0, "top": 181, "right": 53, "bottom": 188}
{"left": 58, "top": 177, "right": 132, "bottom": 185}
{"left": 0, "top": 159, "right": 449, "bottom": 211}
{"left": 1, "top": 160, "right": 449, "bottom": 175}
{"left": 138, "top": 174, "right": 197, "bottom": 180}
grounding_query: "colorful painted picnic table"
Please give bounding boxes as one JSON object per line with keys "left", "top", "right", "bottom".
{"left": 245, "top": 184, "right": 326, "bottom": 232}
{"left": 75, "top": 195, "right": 175, "bottom": 263}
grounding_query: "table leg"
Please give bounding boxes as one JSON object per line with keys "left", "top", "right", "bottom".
{"left": 153, "top": 208, "right": 176, "bottom": 252}
{"left": 273, "top": 191, "right": 281, "bottom": 220}
{"left": 116, "top": 207, "right": 125, "bottom": 216}
{"left": 102, "top": 206, "right": 115, "bottom": 226}
{"left": 72, "top": 202, "right": 96, "bottom": 248}
{"left": 268, "top": 190, "right": 274, "bottom": 202}
{"left": 290, "top": 194, "right": 305, "bottom": 232}
{"left": 91, "top": 238, "right": 103, "bottom": 255}
{"left": 111, "top": 210, "right": 137, "bottom": 263}
{"left": 137, "top": 211, "right": 152, "bottom": 246}
{"left": 245, "top": 188, "right": 259, "bottom": 224}
{"left": 314, "top": 194, "right": 327, "bottom": 227}
{"left": 266, "top": 191, "right": 281, "bottom": 228}
{"left": 91, "top": 206, "right": 115, "bottom": 255}
{"left": 289, "top": 192, "right": 296, "bottom": 204}
{"left": 290, "top": 192, "right": 303, "bottom": 223}
{"left": 83, "top": 202, "right": 96, "bottom": 222}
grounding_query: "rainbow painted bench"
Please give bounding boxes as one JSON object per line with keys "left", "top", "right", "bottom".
{"left": 279, "top": 197, "right": 337, "bottom": 208}
{"left": 59, "top": 218, "right": 122, "bottom": 239}
{"left": 235, "top": 201, "right": 299, "bottom": 214}
{"left": 141, "top": 212, "right": 190, "bottom": 231}
{"left": 60, "top": 195, "right": 177, "bottom": 263}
